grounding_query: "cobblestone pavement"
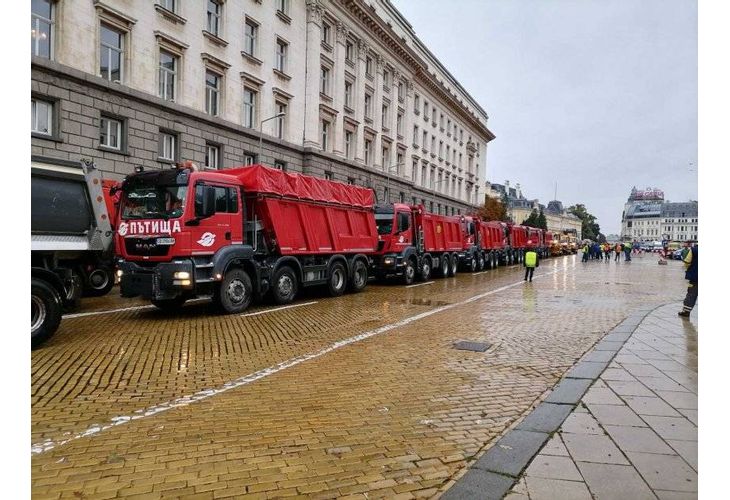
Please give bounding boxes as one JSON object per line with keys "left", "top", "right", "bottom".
{"left": 31, "top": 254, "right": 688, "bottom": 498}
{"left": 504, "top": 303, "right": 697, "bottom": 500}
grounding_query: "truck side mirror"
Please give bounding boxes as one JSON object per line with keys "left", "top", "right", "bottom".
{"left": 197, "top": 185, "right": 217, "bottom": 218}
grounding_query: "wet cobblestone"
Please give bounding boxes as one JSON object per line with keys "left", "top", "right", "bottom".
{"left": 31, "top": 255, "right": 687, "bottom": 498}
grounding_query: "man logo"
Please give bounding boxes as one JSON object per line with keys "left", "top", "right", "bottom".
{"left": 118, "top": 222, "right": 128, "bottom": 236}
{"left": 197, "top": 232, "right": 216, "bottom": 247}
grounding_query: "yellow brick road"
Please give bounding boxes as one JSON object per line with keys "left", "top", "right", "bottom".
{"left": 31, "top": 255, "right": 687, "bottom": 498}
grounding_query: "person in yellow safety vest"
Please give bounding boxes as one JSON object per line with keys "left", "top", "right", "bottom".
{"left": 524, "top": 242, "right": 539, "bottom": 282}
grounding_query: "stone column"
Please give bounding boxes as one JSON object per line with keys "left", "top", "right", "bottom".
{"left": 303, "top": 0, "right": 323, "bottom": 148}
{"left": 354, "top": 39, "right": 368, "bottom": 164}
{"left": 373, "top": 54, "right": 384, "bottom": 171}
{"left": 332, "top": 21, "right": 348, "bottom": 157}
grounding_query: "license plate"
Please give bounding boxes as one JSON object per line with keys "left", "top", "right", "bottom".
{"left": 156, "top": 237, "right": 176, "bottom": 245}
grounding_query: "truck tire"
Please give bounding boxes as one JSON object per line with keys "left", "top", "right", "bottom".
{"left": 449, "top": 255, "right": 458, "bottom": 277}
{"left": 437, "top": 254, "right": 449, "bottom": 278}
{"left": 419, "top": 258, "right": 432, "bottom": 281}
{"left": 470, "top": 256, "right": 478, "bottom": 272}
{"left": 327, "top": 262, "right": 347, "bottom": 297}
{"left": 272, "top": 266, "right": 298, "bottom": 304}
{"left": 217, "top": 268, "right": 253, "bottom": 313}
{"left": 402, "top": 258, "right": 416, "bottom": 285}
{"left": 152, "top": 297, "right": 187, "bottom": 312}
{"left": 349, "top": 259, "right": 368, "bottom": 293}
{"left": 478, "top": 253, "right": 485, "bottom": 271}
{"left": 31, "top": 278, "right": 62, "bottom": 348}
{"left": 493, "top": 253, "right": 498, "bottom": 269}
{"left": 83, "top": 266, "right": 115, "bottom": 297}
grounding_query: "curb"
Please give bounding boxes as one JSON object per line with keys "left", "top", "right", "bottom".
{"left": 440, "top": 303, "right": 667, "bottom": 500}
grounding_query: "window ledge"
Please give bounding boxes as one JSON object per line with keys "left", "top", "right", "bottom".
{"left": 276, "top": 9, "right": 292, "bottom": 24}
{"left": 365, "top": 73, "right": 374, "bottom": 82}
{"left": 32, "top": 132, "right": 63, "bottom": 143}
{"left": 321, "top": 40, "right": 333, "bottom": 52}
{"left": 398, "top": 96, "right": 404, "bottom": 103}
{"left": 430, "top": 153, "right": 436, "bottom": 159}
{"left": 423, "top": 115, "right": 428, "bottom": 122}
{"left": 414, "top": 110, "right": 420, "bottom": 116}
{"left": 241, "top": 52, "right": 263, "bottom": 66}
{"left": 344, "top": 105, "right": 355, "bottom": 114}
{"left": 432, "top": 121, "right": 437, "bottom": 127}
{"left": 155, "top": 4, "right": 186, "bottom": 25}
{"left": 203, "top": 30, "right": 228, "bottom": 47}
{"left": 273, "top": 68, "right": 292, "bottom": 81}
{"left": 421, "top": 147, "right": 427, "bottom": 154}
{"left": 345, "top": 59, "right": 355, "bottom": 69}
{"left": 157, "top": 157, "right": 176, "bottom": 165}
{"left": 440, "top": 127, "right": 445, "bottom": 132}
{"left": 413, "top": 143, "right": 419, "bottom": 149}
{"left": 320, "top": 92, "right": 333, "bottom": 103}
{"left": 397, "top": 134, "right": 404, "bottom": 141}
{"left": 99, "top": 145, "right": 130, "bottom": 156}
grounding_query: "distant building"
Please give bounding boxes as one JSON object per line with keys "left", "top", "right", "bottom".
{"left": 485, "top": 180, "right": 582, "bottom": 239}
{"left": 620, "top": 187, "right": 697, "bottom": 241}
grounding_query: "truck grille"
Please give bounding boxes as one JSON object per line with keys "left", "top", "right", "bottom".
{"left": 124, "top": 237, "right": 169, "bottom": 257}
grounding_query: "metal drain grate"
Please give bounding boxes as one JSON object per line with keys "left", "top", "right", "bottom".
{"left": 453, "top": 341, "right": 491, "bottom": 352}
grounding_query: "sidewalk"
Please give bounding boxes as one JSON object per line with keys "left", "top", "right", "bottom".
{"left": 442, "top": 303, "right": 698, "bottom": 500}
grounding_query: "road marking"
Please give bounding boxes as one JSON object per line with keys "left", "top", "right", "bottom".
{"left": 62, "top": 298, "right": 209, "bottom": 319}
{"left": 405, "top": 281, "right": 434, "bottom": 288}
{"left": 241, "top": 301, "right": 318, "bottom": 317}
{"left": 32, "top": 267, "right": 564, "bottom": 455}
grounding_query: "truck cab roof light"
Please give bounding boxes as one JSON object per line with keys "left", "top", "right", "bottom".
{"left": 134, "top": 166, "right": 144, "bottom": 173}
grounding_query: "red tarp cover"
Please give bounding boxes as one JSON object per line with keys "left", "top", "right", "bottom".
{"left": 227, "top": 165, "right": 374, "bottom": 209}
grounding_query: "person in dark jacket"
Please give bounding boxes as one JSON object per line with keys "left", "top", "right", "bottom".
{"left": 678, "top": 244, "right": 698, "bottom": 317}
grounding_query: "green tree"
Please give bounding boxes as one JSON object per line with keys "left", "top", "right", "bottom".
{"left": 521, "top": 209, "right": 539, "bottom": 228}
{"left": 567, "top": 204, "right": 601, "bottom": 241}
{"left": 537, "top": 209, "right": 547, "bottom": 230}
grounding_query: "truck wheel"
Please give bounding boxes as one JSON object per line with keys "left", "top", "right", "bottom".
{"left": 151, "top": 297, "right": 187, "bottom": 312}
{"left": 328, "top": 262, "right": 347, "bottom": 297}
{"left": 83, "top": 266, "right": 115, "bottom": 297}
{"left": 217, "top": 268, "right": 253, "bottom": 313}
{"left": 470, "top": 256, "right": 477, "bottom": 272}
{"left": 437, "top": 255, "right": 449, "bottom": 278}
{"left": 419, "top": 259, "right": 432, "bottom": 281}
{"left": 402, "top": 258, "right": 416, "bottom": 285}
{"left": 449, "top": 255, "right": 458, "bottom": 277}
{"left": 272, "top": 266, "right": 298, "bottom": 305}
{"left": 349, "top": 260, "right": 369, "bottom": 293}
{"left": 31, "top": 278, "right": 62, "bottom": 348}
{"left": 478, "top": 254, "right": 485, "bottom": 271}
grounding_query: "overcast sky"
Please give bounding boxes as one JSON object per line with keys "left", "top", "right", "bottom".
{"left": 392, "top": 0, "right": 698, "bottom": 235}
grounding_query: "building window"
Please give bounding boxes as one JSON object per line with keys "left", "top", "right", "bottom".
{"left": 398, "top": 82, "right": 404, "bottom": 101}
{"left": 345, "top": 40, "right": 354, "bottom": 62}
{"left": 206, "top": 143, "right": 220, "bottom": 169}
{"left": 275, "top": 38, "right": 288, "bottom": 73}
{"left": 381, "top": 104, "right": 389, "bottom": 129}
{"left": 31, "top": 97, "right": 53, "bottom": 136}
{"left": 414, "top": 94, "right": 420, "bottom": 113}
{"left": 364, "top": 138, "right": 372, "bottom": 166}
{"left": 243, "top": 152, "right": 257, "bottom": 165}
{"left": 344, "top": 81, "right": 353, "bottom": 108}
{"left": 348, "top": 177, "right": 356, "bottom": 185}
{"left": 344, "top": 130, "right": 353, "bottom": 159}
{"left": 276, "top": 0, "right": 289, "bottom": 16}
{"left": 99, "top": 116, "right": 123, "bottom": 150}
{"left": 440, "top": 113, "right": 444, "bottom": 129}
{"left": 422, "top": 131, "right": 428, "bottom": 149}
{"left": 381, "top": 145, "right": 390, "bottom": 169}
{"left": 397, "top": 112, "right": 403, "bottom": 136}
{"left": 274, "top": 160, "right": 287, "bottom": 171}
{"left": 320, "top": 66, "right": 330, "bottom": 95}
{"left": 100, "top": 23, "right": 124, "bottom": 82}
{"left": 396, "top": 152, "right": 403, "bottom": 174}
{"left": 324, "top": 171, "right": 333, "bottom": 180}
{"left": 414, "top": 125, "right": 419, "bottom": 146}
{"left": 205, "top": 70, "right": 221, "bottom": 116}
{"left": 207, "top": 1, "right": 222, "bottom": 36}
{"left": 321, "top": 120, "right": 330, "bottom": 151}
{"left": 383, "top": 70, "right": 390, "bottom": 88}
{"left": 423, "top": 101, "right": 428, "bottom": 117}
{"left": 31, "top": 0, "right": 53, "bottom": 59}
{"left": 321, "top": 21, "right": 331, "bottom": 45}
{"left": 365, "top": 55, "right": 373, "bottom": 76}
{"left": 364, "top": 92, "right": 372, "bottom": 119}
{"left": 431, "top": 135, "right": 436, "bottom": 152}
{"left": 159, "top": 49, "right": 177, "bottom": 101}
{"left": 244, "top": 18, "right": 258, "bottom": 56}
{"left": 159, "top": 0, "right": 176, "bottom": 13}
{"left": 399, "top": 192, "right": 405, "bottom": 203}
{"left": 243, "top": 87, "right": 257, "bottom": 128}
{"left": 159, "top": 131, "right": 177, "bottom": 162}
{"left": 274, "top": 101, "right": 287, "bottom": 139}
{"left": 412, "top": 160, "right": 418, "bottom": 181}
{"left": 432, "top": 107, "right": 437, "bottom": 123}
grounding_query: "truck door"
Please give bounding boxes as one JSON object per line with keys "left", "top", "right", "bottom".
{"left": 192, "top": 183, "right": 237, "bottom": 254}
{"left": 395, "top": 211, "right": 412, "bottom": 249}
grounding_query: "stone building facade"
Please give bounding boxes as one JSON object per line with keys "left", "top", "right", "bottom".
{"left": 31, "top": 0, "right": 495, "bottom": 215}
{"left": 620, "top": 187, "right": 697, "bottom": 242}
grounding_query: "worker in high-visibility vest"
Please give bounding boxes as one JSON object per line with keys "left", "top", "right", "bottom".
{"left": 524, "top": 242, "right": 539, "bottom": 282}
{"left": 678, "top": 243, "right": 698, "bottom": 317}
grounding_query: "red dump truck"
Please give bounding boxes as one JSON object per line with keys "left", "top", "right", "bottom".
{"left": 116, "top": 164, "right": 377, "bottom": 312}
{"left": 459, "top": 216, "right": 507, "bottom": 272}
{"left": 371, "top": 203, "right": 463, "bottom": 284}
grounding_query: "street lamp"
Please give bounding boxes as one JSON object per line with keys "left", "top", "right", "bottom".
{"left": 258, "top": 112, "right": 286, "bottom": 164}
{"left": 384, "top": 162, "right": 405, "bottom": 203}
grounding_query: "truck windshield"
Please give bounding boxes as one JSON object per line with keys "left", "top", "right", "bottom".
{"left": 122, "top": 185, "right": 187, "bottom": 219}
{"left": 375, "top": 212, "right": 395, "bottom": 235}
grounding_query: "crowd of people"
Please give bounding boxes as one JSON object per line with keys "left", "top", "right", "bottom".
{"left": 581, "top": 241, "right": 639, "bottom": 263}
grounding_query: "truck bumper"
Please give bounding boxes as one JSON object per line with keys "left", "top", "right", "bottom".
{"left": 371, "top": 253, "right": 405, "bottom": 276}
{"left": 118, "top": 260, "right": 195, "bottom": 300}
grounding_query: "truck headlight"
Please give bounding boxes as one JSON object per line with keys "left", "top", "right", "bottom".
{"left": 174, "top": 271, "right": 190, "bottom": 279}
{"left": 116, "top": 269, "right": 123, "bottom": 278}
{"left": 384, "top": 257, "right": 395, "bottom": 265}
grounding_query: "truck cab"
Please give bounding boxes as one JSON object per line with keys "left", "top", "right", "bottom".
{"left": 372, "top": 203, "right": 416, "bottom": 281}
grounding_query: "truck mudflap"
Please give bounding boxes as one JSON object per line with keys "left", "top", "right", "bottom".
{"left": 119, "top": 260, "right": 195, "bottom": 300}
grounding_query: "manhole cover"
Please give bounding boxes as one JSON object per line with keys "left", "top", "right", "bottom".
{"left": 453, "top": 341, "right": 491, "bottom": 352}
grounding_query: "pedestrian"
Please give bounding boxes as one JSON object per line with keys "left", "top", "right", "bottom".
{"left": 678, "top": 243, "right": 698, "bottom": 317}
{"left": 604, "top": 243, "right": 611, "bottom": 262}
{"left": 582, "top": 243, "right": 589, "bottom": 262}
{"left": 624, "top": 242, "right": 632, "bottom": 262}
{"left": 614, "top": 242, "right": 622, "bottom": 262}
{"left": 524, "top": 243, "right": 539, "bottom": 282}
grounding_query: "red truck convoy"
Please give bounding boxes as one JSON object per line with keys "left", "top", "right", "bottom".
{"left": 458, "top": 217, "right": 508, "bottom": 271}
{"left": 116, "top": 164, "right": 377, "bottom": 312}
{"left": 372, "top": 203, "right": 463, "bottom": 284}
